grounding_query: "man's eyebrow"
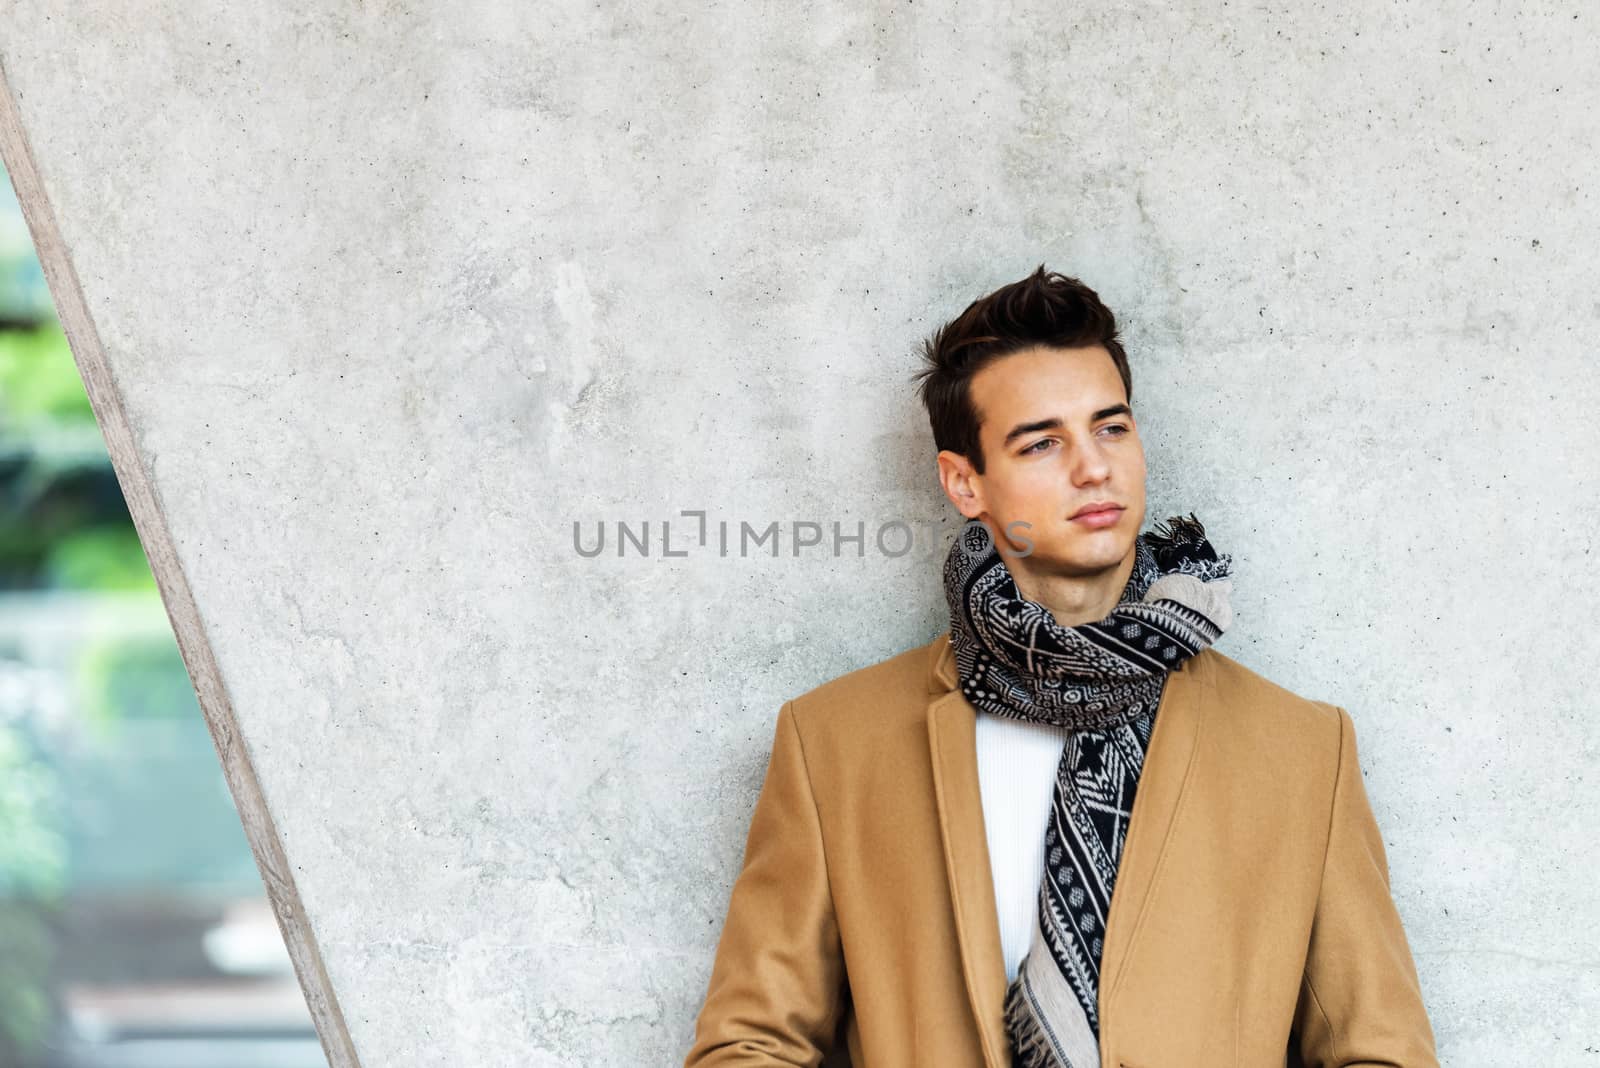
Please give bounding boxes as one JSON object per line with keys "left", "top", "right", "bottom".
{"left": 1002, "top": 404, "right": 1133, "bottom": 447}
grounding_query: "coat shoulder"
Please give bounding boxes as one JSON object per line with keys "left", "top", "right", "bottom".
{"left": 1194, "top": 645, "right": 1344, "bottom": 761}
{"left": 784, "top": 634, "right": 940, "bottom": 739}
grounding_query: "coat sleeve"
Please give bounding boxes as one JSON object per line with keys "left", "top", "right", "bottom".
{"left": 1291, "top": 704, "right": 1440, "bottom": 1067}
{"left": 683, "top": 699, "right": 848, "bottom": 1067}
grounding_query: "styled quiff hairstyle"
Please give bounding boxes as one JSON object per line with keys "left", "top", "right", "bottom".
{"left": 913, "top": 264, "right": 1132, "bottom": 475}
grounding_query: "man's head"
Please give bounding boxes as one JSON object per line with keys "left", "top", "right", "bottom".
{"left": 914, "top": 265, "right": 1147, "bottom": 603}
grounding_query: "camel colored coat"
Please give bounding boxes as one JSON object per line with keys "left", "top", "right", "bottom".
{"left": 684, "top": 631, "right": 1439, "bottom": 1068}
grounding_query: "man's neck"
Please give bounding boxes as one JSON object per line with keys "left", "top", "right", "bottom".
{"left": 1007, "top": 550, "right": 1136, "bottom": 628}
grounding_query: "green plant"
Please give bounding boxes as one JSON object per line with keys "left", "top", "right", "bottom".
{"left": 0, "top": 321, "right": 90, "bottom": 430}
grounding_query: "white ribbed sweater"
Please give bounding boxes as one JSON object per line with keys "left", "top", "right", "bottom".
{"left": 973, "top": 710, "right": 1072, "bottom": 984}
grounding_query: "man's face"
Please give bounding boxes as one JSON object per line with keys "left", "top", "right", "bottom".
{"left": 940, "top": 344, "right": 1147, "bottom": 582}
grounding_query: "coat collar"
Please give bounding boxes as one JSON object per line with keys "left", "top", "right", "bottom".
{"left": 924, "top": 630, "right": 1213, "bottom": 1068}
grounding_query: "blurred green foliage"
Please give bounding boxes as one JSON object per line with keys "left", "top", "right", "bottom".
{"left": 0, "top": 318, "right": 152, "bottom": 593}
{"left": 46, "top": 527, "right": 157, "bottom": 592}
{"left": 0, "top": 321, "right": 93, "bottom": 429}
{"left": 0, "top": 727, "right": 64, "bottom": 899}
{"left": 76, "top": 626, "right": 195, "bottom": 732}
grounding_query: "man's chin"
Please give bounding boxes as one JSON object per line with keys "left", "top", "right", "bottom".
{"left": 1010, "top": 539, "right": 1135, "bottom": 574}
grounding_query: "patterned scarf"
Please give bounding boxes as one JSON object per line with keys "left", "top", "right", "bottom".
{"left": 941, "top": 513, "right": 1235, "bottom": 1068}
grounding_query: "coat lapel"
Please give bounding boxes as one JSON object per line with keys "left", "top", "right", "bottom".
{"left": 924, "top": 631, "right": 1211, "bottom": 1066}
{"left": 1097, "top": 640, "right": 1210, "bottom": 1002}
{"left": 927, "top": 680, "right": 1010, "bottom": 1068}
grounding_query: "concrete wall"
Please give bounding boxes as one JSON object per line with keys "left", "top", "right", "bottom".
{"left": 3, "top": 3, "right": 1595, "bottom": 1063}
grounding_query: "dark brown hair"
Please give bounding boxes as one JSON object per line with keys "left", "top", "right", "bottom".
{"left": 913, "top": 264, "right": 1132, "bottom": 475}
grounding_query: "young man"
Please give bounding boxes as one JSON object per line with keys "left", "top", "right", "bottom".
{"left": 683, "top": 267, "right": 1439, "bottom": 1068}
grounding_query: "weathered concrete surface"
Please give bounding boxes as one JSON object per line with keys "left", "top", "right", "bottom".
{"left": 2, "top": 3, "right": 1595, "bottom": 1063}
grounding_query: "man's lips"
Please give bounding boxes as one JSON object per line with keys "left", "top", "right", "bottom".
{"left": 1070, "top": 503, "right": 1123, "bottom": 519}
{"left": 1070, "top": 504, "right": 1124, "bottom": 528}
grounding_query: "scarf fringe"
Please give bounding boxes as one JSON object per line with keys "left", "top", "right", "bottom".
{"left": 1144, "top": 511, "right": 1232, "bottom": 582}
{"left": 1145, "top": 511, "right": 1208, "bottom": 552}
{"left": 1004, "top": 976, "right": 1066, "bottom": 1068}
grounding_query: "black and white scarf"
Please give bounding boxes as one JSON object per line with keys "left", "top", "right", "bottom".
{"left": 941, "top": 513, "right": 1235, "bottom": 1068}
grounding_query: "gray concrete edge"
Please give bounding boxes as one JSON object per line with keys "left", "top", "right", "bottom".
{"left": 0, "top": 54, "right": 362, "bottom": 1068}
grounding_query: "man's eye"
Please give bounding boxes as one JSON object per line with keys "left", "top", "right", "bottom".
{"left": 1021, "top": 439, "right": 1053, "bottom": 455}
{"left": 1102, "top": 424, "right": 1130, "bottom": 436}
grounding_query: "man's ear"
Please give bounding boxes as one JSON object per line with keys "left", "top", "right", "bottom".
{"left": 936, "top": 450, "right": 985, "bottom": 520}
